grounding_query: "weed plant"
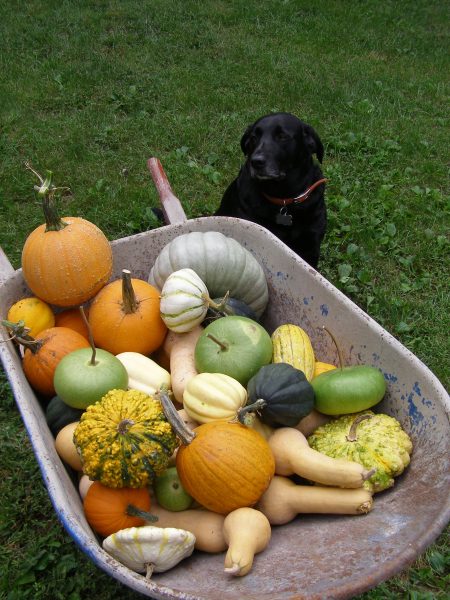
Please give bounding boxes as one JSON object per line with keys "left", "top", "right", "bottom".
{"left": 1, "top": 0, "right": 448, "bottom": 598}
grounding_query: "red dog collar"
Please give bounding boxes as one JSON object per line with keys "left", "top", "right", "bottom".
{"left": 263, "top": 178, "right": 327, "bottom": 206}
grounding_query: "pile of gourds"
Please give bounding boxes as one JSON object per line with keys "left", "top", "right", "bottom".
{"left": 2, "top": 170, "right": 413, "bottom": 580}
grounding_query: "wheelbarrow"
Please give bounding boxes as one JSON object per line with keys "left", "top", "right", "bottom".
{"left": 0, "top": 157, "right": 448, "bottom": 599}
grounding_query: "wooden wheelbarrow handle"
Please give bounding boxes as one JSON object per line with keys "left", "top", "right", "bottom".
{"left": 147, "top": 158, "right": 188, "bottom": 225}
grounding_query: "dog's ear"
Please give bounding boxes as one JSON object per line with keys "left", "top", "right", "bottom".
{"left": 240, "top": 124, "right": 254, "bottom": 155}
{"left": 303, "top": 124, "right": 324, "bottom": 163}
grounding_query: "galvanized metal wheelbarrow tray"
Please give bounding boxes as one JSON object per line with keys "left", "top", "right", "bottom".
{"left": 0, "top": 158, "right": 448, "bottom": 600}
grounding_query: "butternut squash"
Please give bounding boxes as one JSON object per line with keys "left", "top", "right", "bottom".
{"left": 294, "top": 409, "right": 332, "bottom": 437}
{"left": 268, "top": 427, "right": 375, "bottom": 488}
{"left": 149, "top": 504, "right": 226, "bottom": 553}
{"left": 257, "top": 475, "right": 373, "bottom": 525}
{"left": 223, "top": 508, "right": 271, "bottom": 576}
{"left": 168, "top": 326, "right": 203, "bottom": 404}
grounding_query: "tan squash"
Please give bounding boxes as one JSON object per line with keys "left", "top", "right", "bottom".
{"left": 223, "top": 507, "right": 271, "bottom": 576}
{"left": 257, "top": 475, "right": 373, "bottom": 525}
{"left": 167, "top": 327, "right": 203, "bottom": 404}
{"left": 149, "top": 504, "right": 227, "bottom": 553}
{"left": 268, "top": 427, "right": 375, "bottom": 488}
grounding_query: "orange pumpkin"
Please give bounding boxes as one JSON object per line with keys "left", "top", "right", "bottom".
{"left": 55, "top": 307, "right": 90, "bottom": 339}
{"left": 160, "top": 391, "right": 275, "bottom": 514}
{"left": 83, "top": 482, "right": 153, "bottom": 537}
{"left": 88, "top": 269, "right": 167, "bottom": 355}
{"left": 21, "top": 171, "right": 113, "bottom": 307}
{"left": 19, "top": 326, "right": 90, "bottom": 396}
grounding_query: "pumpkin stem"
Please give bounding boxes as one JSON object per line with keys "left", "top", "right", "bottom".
{"left": 206, "top": 333, "right": 229, "bottom": 352}
{"left": 1, "top": 319, "right": 43, "bottom": 354}
{"left": 145, "top": 563, "right": 155, "bottom": 580}
{"left": 121, "top": 269, "right": 139, "bottom": 314}
{"left": 237, "top": 398, "right": 267, "bottom": 424}
{"left": 346, "top": 413, "right": 373, "bottom": 442}
{"left": 159, "top": 388, "right": 196, "bottom": 445}
{"left": 79, "top": 306, "right": 97, "bottom": 365}
{"left": 25, "top": 164, "right": 69, "bottom": 232}
{"left": 322, "top": 326, "right": 345, "bottom": 370}
{"left": 125, "top": 503, "right": 159, "bottom": 522}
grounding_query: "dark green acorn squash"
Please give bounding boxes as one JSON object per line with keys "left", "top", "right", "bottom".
{"left": 45, "top": 395, "right": 84, "bottom": 436}
{"left": 238, "top": 363, "right": 315, "bottom": 428}
{"left": 204, "top": 297, "right": 258, "bottom": 325}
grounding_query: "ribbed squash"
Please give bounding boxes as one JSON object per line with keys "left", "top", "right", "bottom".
{"left": 159, "top": 268, "right": 215, "bottom": 333}
{"left": 73, "top": 389, "right": 178, "bottom": 488}
{"left": 183, "top": 372, "right": 247, "bottom": 423}
{"left": 239, "top": 363, "right": 315, "bottom": 428}
{"left": 161, "top": 391, "right": 275, "bottom": 514}
{"left": 271, "top": 324, "right": 315, "bottom": 381}
{"left": 148, "top": 231, "right": 268, "bottom": 318}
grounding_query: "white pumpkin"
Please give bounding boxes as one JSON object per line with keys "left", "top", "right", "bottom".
{"left": 183, "top": 372, "right": 247, "bottom": 423}
{"left": 159, "top": 268, "right": 210, "bottom": 332}
{"left": 148, "top": 231, "right": 269, "bottom": 318}
{"left": 103, "top": 526, "right": 196, "bottom": 578}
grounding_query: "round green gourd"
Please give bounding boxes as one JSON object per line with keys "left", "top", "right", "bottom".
{"left": 148, "top": 231, "right": 268, "bottom": 318}
{"left": 239, "top": 363, "right": 315, "bottom": 428}
{"left": 45, "top": 395, "right": 84, "bottom": 436}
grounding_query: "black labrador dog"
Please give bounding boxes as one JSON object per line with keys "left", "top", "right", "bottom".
{"left": 215, "top": 112, "right": 327, "bottom": 268}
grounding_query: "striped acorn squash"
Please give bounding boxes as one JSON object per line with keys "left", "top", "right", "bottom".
{"left": 148, "top": 231, "right": 268, "bottom": 318}
{"left": 271, "top": 323, "right": 315, "bottom": 381}
{"left": 73, "top": 389, "right": 178, "bottom": 488}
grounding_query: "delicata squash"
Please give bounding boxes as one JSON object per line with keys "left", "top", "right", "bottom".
{"left": 74, "top": 389, "right": 178, "bottom": 488}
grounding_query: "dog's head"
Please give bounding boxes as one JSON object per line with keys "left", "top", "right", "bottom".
{"left": 240, "top": 112, "right": 324, "bottom": 181}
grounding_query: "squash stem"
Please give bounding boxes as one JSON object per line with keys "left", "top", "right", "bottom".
{"left": 1, "top": 319, "right": 43, "bottom": 354}
{"left": 159, "top": 388, "right": 196, "bottom": 445}
{"left": 206, "top": 333, "right": 229, "bottom": 352}
{"left": 237, "top": 398, "right": 267, "bottom": 424}
{"left": 121, "top": 269, "right": 138, "bottom": 314}
{"left": 79, "top": 306, "right": 97, "bottom": 365}
{"left": 208, "top": 290, "right": 230, "bottom": 311}
{"left": 25, "top": 165, "right": 68, "bottom": 232}
{"left": 346, "top": 413, "right": 373, "bottom": 442}
{"left": 125, "top": 503, "right": 159, "bottom": 522}
{"left": 322, "top": 326, "right": 344, "bottom": 370}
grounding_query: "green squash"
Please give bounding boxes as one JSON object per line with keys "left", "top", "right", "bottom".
{"left": 238, "top": 363, "right": 315, "bottom": 428}
{"left": 45, "top": 395, "right": 84, "bottom": 436}
{"left": 204, "top": 297, "right": 258, "bottom": 325}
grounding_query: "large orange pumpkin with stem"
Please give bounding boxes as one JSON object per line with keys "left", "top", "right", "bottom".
{"left": 160, "top": 390, "right": 275, "bottom": 515}
{"left": 21, "top": 168, "right": 113, "bottom": 307}
{"left": 83, "top": 482, "right": 155, "bottom": 537}
{"left": 2, "top": 321, "right": 90, "bottom": 396}
{"left": 88, "top": 269, "right": 167, "bottom": 355}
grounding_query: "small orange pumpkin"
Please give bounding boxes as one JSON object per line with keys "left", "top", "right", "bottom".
{"left": 3, "top": 321, "right": 90, "bottom": 396}
{"left": 161, "top": 391, "right": 275, "bottom": 514}
{"left": 21, "top": 169, "right": 113, "bottom": 307}
{"left": 88, "top": 269, "right": 167, "bottom": 355}
{"left": 83, "top": 482, "right": 154, "bottom": 537}
{"left": 55, "top": 307, "right": 90, "bottom": 339}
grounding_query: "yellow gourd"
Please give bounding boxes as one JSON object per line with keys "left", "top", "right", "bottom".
{"left": 7, "top": 297, "right": 55, "bottom": 338}
{"left": 257, "top": 475, "right": 373, "bottom": 525}
{"left": 223, "top": 508, "right": 271, "bottom": 576}
{"left": 271, "top": 323, "right": 315, "bottom": 381}
{"left": 313, "top": 361, "right": 337, "bottom": 378}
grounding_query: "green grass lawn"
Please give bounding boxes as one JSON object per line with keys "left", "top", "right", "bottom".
{"left": 1, "top": 0, "right": 449, "bottom": 598}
